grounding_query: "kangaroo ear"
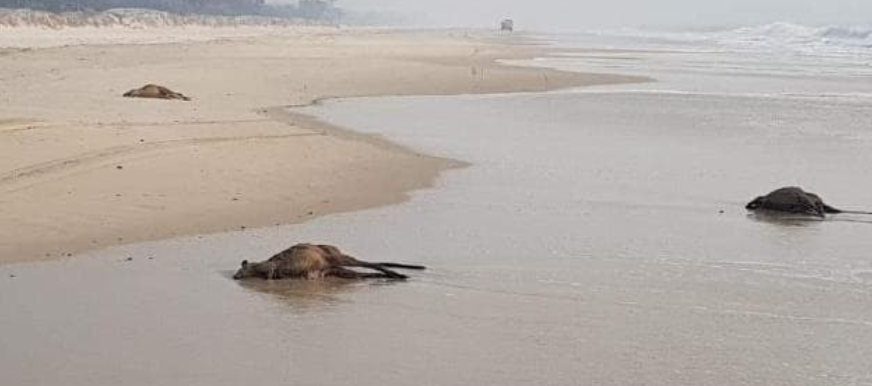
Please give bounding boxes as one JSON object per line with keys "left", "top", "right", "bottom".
{"left": 241, "top": 260, "right": 249, "bottom": 268}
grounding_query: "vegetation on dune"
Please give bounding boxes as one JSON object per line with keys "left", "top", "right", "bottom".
{"left": 0, "top": 0, "right": 341, "bottom": 20}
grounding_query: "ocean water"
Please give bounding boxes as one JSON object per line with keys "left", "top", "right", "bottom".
{"left": 2, "top": 26, "right": 872, "bottom": 385}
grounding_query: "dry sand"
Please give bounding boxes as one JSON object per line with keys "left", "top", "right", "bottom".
{"left": 0, "top": 29, "right": 648, "bottom": 264}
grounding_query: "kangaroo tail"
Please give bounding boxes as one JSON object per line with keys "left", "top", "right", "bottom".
{"left": 825, "top": 204, "right": 872, "bottom": 215}
{"left": 376, "top": 262, "right": 427, "bottom": 270}
{"left": 835, "top": 210, "right": 872, "bottom": 215}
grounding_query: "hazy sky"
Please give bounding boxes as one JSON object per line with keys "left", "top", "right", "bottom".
{"left": 279, "top": 0, "right": 872, "bottom": 30}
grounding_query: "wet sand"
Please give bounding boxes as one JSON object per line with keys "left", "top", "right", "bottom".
{"left": 4, "top": 29, "right": 872, "bottom": 386}
{"left": 3, "top": 87, "right": 872, "bottom": 385}
{"left": 0, "top": 30, "right": 648, "bottom": 263}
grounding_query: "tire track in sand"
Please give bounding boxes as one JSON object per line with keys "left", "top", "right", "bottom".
{"left": 0, "top": 132, "right": 323, "bottom": 194}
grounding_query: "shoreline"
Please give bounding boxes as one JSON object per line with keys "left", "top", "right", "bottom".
{"left": 0, "top": 29, "right": 651, "bottom": 265}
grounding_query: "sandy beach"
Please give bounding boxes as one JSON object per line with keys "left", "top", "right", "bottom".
{"left": 3, "top": 23, "right": 872, "bottom": 386}
{"left": 0, "top": 29, "right": 647, "bottom": 264}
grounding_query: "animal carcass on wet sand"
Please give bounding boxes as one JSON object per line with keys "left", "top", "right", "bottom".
{"left": 233, "top": 243, "right": 426, "bottom": 280}
{"left": 746, "top": 187, "right": 871, "bottom": 218}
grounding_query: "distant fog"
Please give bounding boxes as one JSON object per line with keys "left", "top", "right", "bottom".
{"left": 278, "top": 0, "right": 872, "bottom": 30}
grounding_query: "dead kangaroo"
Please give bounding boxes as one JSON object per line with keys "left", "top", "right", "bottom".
{"left": 746, "top": 186, "right": 872, "bottom": 218}
{"left": 233, "top": 243, "right": 426, "bottom": 281}
{"left": 123, "top": 84, "right": 191, "bottom": 101}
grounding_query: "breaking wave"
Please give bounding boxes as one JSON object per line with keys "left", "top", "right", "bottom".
{"left": 722, "top": 22, "right": 872, "bottom": 50}
{"left": 598, "top": 22, "right": 872, "bottom": 54}
{"left": 0, "top": 8, "right": 309, "bottom": 29}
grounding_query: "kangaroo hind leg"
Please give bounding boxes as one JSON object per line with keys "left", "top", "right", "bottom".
{"left": 327, "top": 267, "right": 397, "bottom": 280}
{"left": 354, "top": 263, "right": 408, "bottom": 280}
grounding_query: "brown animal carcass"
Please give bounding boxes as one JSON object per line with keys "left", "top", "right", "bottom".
{"left": 123, "top": 84, "right": 191, "bottom": 101}
{"left": 233, "top": 243, "right": 426, "bottom": 281}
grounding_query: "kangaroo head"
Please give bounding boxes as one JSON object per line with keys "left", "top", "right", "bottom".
{"left": 233, "top": 260, "right": 255, "bottom": 280}
{"left": 745, "top": 196, "right": 765, "bottom": 210}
